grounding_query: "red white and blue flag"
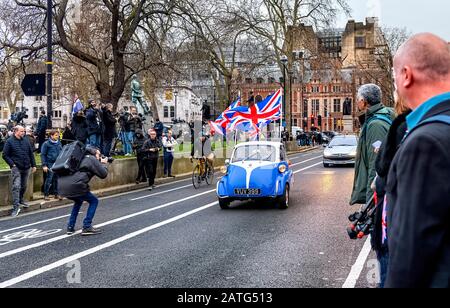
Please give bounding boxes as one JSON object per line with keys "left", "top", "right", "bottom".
{"left": 225, "top": 89, "right": 282, "bottom": 134}
{"left": 209, "top": 98, "right": 241, "bottom": 136}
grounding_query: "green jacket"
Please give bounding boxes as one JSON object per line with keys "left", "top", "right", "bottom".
{"left": 350, "top": 104, "right": 395, "bottom": 205}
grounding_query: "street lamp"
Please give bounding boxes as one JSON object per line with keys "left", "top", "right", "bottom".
{"left": 280, "top": 55, "right": 288, "bottom": 134}
{"left": 174, "top": 89, "right": 178, "bottom": 122}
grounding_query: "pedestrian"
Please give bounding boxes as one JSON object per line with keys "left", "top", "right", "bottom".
{"left": 59, "top": 145, "right": 109, "bottom": 236}
{"left": 142, "top": 129, "right": 161, "bottom": 191}
{"left": 133, "top": 129, "right": 147, "bottom": 184}
{"left": 162, "top": 129, "right": 178, "bottom": 178}
{"left": 41, "top": 130, "right": 63, "bottom": 201}
{"left": 25, "top": 127, "right": 37, "bottom": 152}
{"left": 102, "top": 103, "right": 117, "bottom": 156}
{"left": 385, "top": 33, "right": 450, "bottom": 288}
{"left": 86, "top": 99, "right": 103, "bottom": 148}
{"left": 2, "top": 126, "right": 37, "bottom": 217}
{"left": 71, "top": 110, "right": 88, "bottom": 144}
{"left": 62, "top": 122, "right": 75, "bottom": 146}
{"left": 119, "top": 108, "right": 133, "bottom": 156}
{"left": 350, "top": 84, "right": 395, "bottom": 206}
{"left": 36, "top": 110, "right": 48, "bottom": 153}
{"left": 369, "top": 91, "right": 412, "bottom": 288}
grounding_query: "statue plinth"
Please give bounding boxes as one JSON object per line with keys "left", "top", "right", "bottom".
{"left": 343, "top": 115, "right": 354, "bottom": 133}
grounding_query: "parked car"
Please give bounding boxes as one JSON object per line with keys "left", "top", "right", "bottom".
{"left": 323, "top": 135, "right": 358, "bottom": 167}
{"left": 216, "top": 141, "right": 294, "bottom": 210}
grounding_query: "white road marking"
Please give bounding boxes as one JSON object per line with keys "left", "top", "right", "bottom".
{"left": 293, "top": 162, "right": 323, "bottom": 174}
{"left": 0, "top": 215, "right": 72, "bottom": 235}
{"left": 342, "top": 237, "right": 372, "bottom": 288}
{"left": 290, "top": 156, "right": 322, "bottom": 167}
{"left": 0, "top": 202, "right": 218, "bottom": 288}
{"left": 0, "top": 189, "right": 216, "bottom": 260}
{"left": 130, "top": 184, "right": 193, "bottom": 201}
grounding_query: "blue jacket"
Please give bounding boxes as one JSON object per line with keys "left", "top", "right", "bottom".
{"left": 41, "top": 140, "right": 62, "bottom": 167}
{"left": 2, "top": 136, "right": 36, "bottom": 170}
{"left": 36, "top": 116, "right": 48, "bottom": 135}
{"left": 86, "top": 108, "right": 104, "bottom": 136}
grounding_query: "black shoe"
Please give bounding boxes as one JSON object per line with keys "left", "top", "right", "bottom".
{"left": 67, "top": 227, "right": 76, "bottom": 235}
{"left": 81, "top": 227, "right": 102, "bottom": 236}
{"left": 11, "top": 207, "right": 21, "bottom": 218}
{"left": 20, "top": 202, "right": 30, "bottom": 209}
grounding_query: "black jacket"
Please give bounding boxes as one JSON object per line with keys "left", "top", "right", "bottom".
{"left": 142, "top": 138, "right": 162, "bottom": 160}
{"left": 2, "top": 135, "right": 36, "bottom": 170}
{"left": 133, "top": 130, "right": 147, "bottom": 157}
{"left": 128, "top": 114, "right": 143, "bottom": 133}
{"left": 385, "top": 99, "right": 450, "bottom": 288}
{"left": 86, "top": 107, "right": 104, "bottom": 136}
{"left": 103, "top": 109, "right": 117, "bottom": 140}
{"left": 36, "top": 116, "right": 48, "bottom": 136}
{"left": 58, "top": 155, "right": 108, "bottom": 198}
{"left": 371, "top": 111, "right": 410, "bottom": 252}
{"left": 71, "top": 114, "right": 88, "bottom": 143}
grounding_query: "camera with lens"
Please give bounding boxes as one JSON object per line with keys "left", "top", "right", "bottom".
{"left": 347, "top": 194, "right": 377, "bottom": 240}
{"left": 101, "top": 156, "right": 115, "bottom": 164}
{"left": 10, "top": 109, "right": 29, "bottom": 123}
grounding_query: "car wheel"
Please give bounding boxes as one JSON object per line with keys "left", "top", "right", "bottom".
{"left": 278, "top": 184, "right": 289, "bottom": 210}
{"left": 219, "top": 198, "right": 231, "bottom": 210}
{"left": 323, "top": 163, "right": 330, "bottom": 168}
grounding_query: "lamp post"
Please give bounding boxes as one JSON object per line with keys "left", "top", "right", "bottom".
{"left": 280, "top": 55, "right": 288, "bottom": 136}
{"left": 173, "top": 89, "right": 178, "bottom": 122}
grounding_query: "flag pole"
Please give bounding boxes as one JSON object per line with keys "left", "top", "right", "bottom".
{"left": 280, "top": 89, "right": 283, "bottom": 140}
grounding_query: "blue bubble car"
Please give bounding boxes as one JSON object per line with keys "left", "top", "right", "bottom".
{"left": 217, "top": 141, "right": 294, "bottom": 210}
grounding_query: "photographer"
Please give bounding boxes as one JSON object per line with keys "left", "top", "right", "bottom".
{"left": 133, "top": 129, "right": 147, "bottom": 184}
{"left": 162, "top": 129, "right": 177, "bottom": 178}
{"left": 86, "top": 99, "right": 104, "bottom": 149}
{"left": 129, "top": 107, "right": 143, "bottom": 136}
{"left": 59, "top": 145, "right": 109, "bottom": 236}
{"left": 118, "top": 108, "right": 133, "bottom": 156}
{"left": 36, "top": 110, "right": 48, "bottom": 153}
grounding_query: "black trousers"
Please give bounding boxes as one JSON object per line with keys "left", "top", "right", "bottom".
{"left": 144, "top": 157, "right": 158, "bottom": 187}
{"left": 136, "top": 155, "right": 147, "bottom": 182}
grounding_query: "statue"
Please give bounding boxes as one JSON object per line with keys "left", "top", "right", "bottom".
{"left": 343, "top": 98, "right": 352, "bottom": 116}
{"left": 131, "top": 75, "right": 151, "bottom": 116}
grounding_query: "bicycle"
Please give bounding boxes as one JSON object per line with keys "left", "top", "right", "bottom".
{"left": 192, "top": 157, "right": 214, "bottom": 189}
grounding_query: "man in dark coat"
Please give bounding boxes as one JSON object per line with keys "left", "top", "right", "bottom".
{"left": 71, "top": 111, "right": 88, "bottom": 144}
{"left": 385, "top": 33, "right": 450, "bottom": 288}
{"left": 85, "top": 99, "right": 103, "bottom": 149}
{"left": 2, "top": 126, "right": 37, "bottom": 217}
{"left": 36, "top": 110, "right": 48, "bottom": 153}
{"left": 41, "top": 130, "right": 63, "bottom": 200}
{"left": 142, "top": 129, "right": 162, "bottom": 190}
{"left": 102, "top": 103, "right": 117, "bottom": 156}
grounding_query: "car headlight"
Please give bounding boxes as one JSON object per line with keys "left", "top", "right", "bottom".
{"left": 220, "top": 166, "right": 228, "bottom": 174}
{"left": 278, "top": 165, "right": 287, "bottom": 173}
{"left": 349, "top": 151, "right": 357, "bottom": 157}
{"left": 323, "top": 151, "right": 332, "bottom": 158}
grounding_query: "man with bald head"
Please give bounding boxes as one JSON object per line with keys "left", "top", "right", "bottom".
{"left": 385, "top": 33, "right": 450, "bottom": 288}
{"left": 2, "top": 126, "right": 37, "bottom": 217}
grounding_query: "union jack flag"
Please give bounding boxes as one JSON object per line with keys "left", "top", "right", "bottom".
{"left": 225, "top": 89, "right": 282, "bottom": 134}
{"left": 209, "top": 98, "right": 241, "bottom": 136}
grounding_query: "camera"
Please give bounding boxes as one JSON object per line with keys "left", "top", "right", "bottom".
{"left": 347, "top": 194, "right": 377, "bottom": 240}
{"left": 101, "top": 156, "right": 115, "bottom": 164}
{"left": 11, "top": 110, "right": 29, "bottom": 123}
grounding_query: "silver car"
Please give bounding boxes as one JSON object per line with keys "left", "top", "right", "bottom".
{"left": 323, "top": 135, "right": 358, "bottom": 167}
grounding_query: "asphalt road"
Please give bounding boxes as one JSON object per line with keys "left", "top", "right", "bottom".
{"left": 0, "top": 149, "right": 376, "bottom": 288}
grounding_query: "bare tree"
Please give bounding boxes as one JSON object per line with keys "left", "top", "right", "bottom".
{"left": 0, "top": 0, "right": 176, "bottom": 110}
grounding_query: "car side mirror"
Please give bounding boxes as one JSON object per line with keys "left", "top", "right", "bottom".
{"left": 225, "top": 159, "right": 230, "bottom": 166}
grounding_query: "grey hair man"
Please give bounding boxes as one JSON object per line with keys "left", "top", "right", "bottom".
{"left": 350, "top": 84, "right": 395, "bottom": 206}
{"left": 2, "top": 125, "right": 37, "bottom": 217}
{"left": 385, "top": 33, "right": 450, "bottom": 288}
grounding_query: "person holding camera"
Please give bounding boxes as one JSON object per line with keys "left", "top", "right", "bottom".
{"left": 2, "top": 126, "right": 37, "bottom": 217}
{"left": 86, "top": 99, "right": 104, "bottom": 149}
{"left": 36, "top": 110, "right": 48, "bottom": 153}
{"left": 162, "top": 129, "right": 177, "bottom": 178}
{"left": 59, "top": 145, "right": 109, "bottom": 236}
{"left": 133, "top": 129, "right": 147, "bottom": 184}
{"left": 142, "top": 129, "right": 162, "bottom": 191}
{"left": 118, "top": 108, "right": 133, "bottom": 156}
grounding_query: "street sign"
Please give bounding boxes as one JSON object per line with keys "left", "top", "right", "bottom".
{"left": 21, "top": 74, "right": 46, "bottom": 97}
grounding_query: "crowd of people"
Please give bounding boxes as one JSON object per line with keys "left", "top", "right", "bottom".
{"left": 350, "top": 33, "right": 450, "bottom": 288}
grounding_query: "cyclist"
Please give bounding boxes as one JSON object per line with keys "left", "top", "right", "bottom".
{"left": 190, "top": 132, "right": 214, "bottom": 174}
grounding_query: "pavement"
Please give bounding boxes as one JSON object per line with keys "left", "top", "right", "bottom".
{"left": 0, "top": 147, "right": 376, "bottom": 288}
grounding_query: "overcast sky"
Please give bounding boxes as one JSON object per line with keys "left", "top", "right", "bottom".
{"left": 337, "top": 0, "right": 450, "bottom": 40}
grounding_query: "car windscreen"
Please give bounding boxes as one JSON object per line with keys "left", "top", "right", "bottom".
{"left": 232, "top": 145, "right": 276, "bottom": 163}
{"left": 329, "top": 137, "right": 357, "bottom": 147}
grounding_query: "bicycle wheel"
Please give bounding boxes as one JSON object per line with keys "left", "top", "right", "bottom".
{"left": 192, "top": 164, "right": 202, "bottom": 189}
{"left": 205, "top": 162, "right": 215, "bottom": 185}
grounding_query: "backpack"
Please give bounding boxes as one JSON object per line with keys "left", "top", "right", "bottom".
{"left": 51, "top": 141, "right": 86, "bottom": 176}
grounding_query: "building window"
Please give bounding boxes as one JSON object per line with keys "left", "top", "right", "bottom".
{"left": 324, "top": 99, "right": 328, "bottom": 117}
{"left": 257, "top": 78, "right": 264, "bottom": 84}
{"left": 333, "top": 85, "right": 341, "bottom": 93}
{"left": 33, "top": 107, "right": 38, "bottom": 119}
{"left": 293, "top": 119, "right": 298, "bottom": 126}
{"left": 245, "top": 78, "right": 253, "bottom": 84}
{"left": 35, "top": 96, "right": 43, "bottom": 101}
{"left": 268, "top": 77, "right": 275, "bottom": 83}
{"left": 312, "top": 86, "right": 320, "bottom": 93}
{"left": 312, "top": 99, "right": 320, "bottom": 115}
{"left": 324, "top": 86, "right": 328, "bottom": 93}
{"left": 355, "top": 36, "right": 366, "bottom": 48}
{"left": 170, "top": 106, "right": 175, "bottom": 119}
{"left": 53, "top": 110, "right": 62, "bottom": 118}
{"left": 303, "top": 99, "right": 308, "bottom": 118}
{"left": 164, "top": 106, "right": 169, "bottom": 118}
{"left": 334, "top": 99, "right": 341, "bottom": 113}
